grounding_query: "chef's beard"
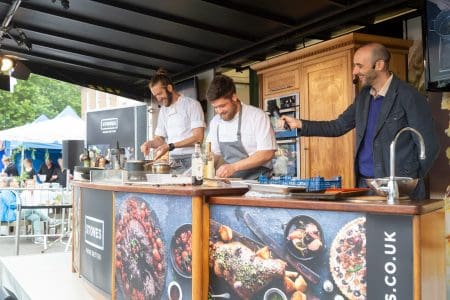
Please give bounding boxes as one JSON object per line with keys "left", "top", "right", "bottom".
{"left": 161, "top": 90, "right": 173, "bottom": 107}
{"left": 220, "top": 101, "right": 239, "bottom": 121}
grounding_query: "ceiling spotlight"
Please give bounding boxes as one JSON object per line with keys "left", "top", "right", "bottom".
{"left": 1, "top": 57, "right": 14, "bottom": 73}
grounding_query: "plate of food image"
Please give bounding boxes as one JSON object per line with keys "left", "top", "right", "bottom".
{"left": 171, "top": 223, "right": 193, "bottom": 278}
{"left": 115, "top": 196, "right": 166, "bottom": 300}
{"left": 284, "top": 215, "right": 324, "bottom": 261}
{"left": 329, "top": 217, "right": 367, "bottom": 300}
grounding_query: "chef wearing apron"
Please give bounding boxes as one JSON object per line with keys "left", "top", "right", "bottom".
{"left": 140, "top": 69, "right": 205, "bottom": 172}
{"left": 206, "top": 74, "right": 276, "bottom": 179}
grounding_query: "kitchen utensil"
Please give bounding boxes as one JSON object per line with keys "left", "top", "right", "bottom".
{"left": 365, "top": 177, "right": 418, "bottom": 197}
{"left": 238, "top": 209, "right": 320, "bottom": 285}
{"left": 290, "top": 188, "right": 369, "bottom": 200}
{"left": 204, "top": 177, "right": 231, "bottom": 185}
{"left": 269, "top": 104, "right": 291, "bottom": 130}
{"left": 125, "top": 160, "right": 145, "bottom": 172}
{"left": 152, "top": 161, "right": 171, "bottom": 174}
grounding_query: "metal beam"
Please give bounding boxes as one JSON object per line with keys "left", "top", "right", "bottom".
{"left": 1, "top": 44, "right": 149, "bottom": 79}
{"left": 173, "top": 0, "right": 410, "bottom": 81}
{"left": 89, "top": 0, "right": 257, "bottom": 42}
{"left": 15, "top": 22, "right": 194, "bottom": 66}
{"left": 1, "top": 0, "right": 225, "bottom": 55}
{"left": 3, "top": 34, "right": 161, "bottom": 72}
{"left": 327, "top": 0, "right": 350, "bottom": 8}
{"left": 0, "top": 0, "right": 21, "bottom": 39}
{"left": 200, "top": 0, "right": 296, "bottom": 27}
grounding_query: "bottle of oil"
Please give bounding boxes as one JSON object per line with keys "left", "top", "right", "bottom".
{"left": 191, "top": 142, "right": 203, "bottom": 185}
{"left": 203, "top": 142, "right": 215, "bottom": 179}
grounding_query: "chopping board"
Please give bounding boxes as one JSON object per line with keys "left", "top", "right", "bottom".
{"left": 249, "top": 183, "right": 306, "bottom": 194}
{"left": 291, "top": 188, "right": 369, "bottom": 200}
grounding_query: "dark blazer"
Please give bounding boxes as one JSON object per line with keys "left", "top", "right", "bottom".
{"left": 301, "top": 75, "right": 440, "bottom": 199}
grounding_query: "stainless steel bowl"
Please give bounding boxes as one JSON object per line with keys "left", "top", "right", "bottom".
{"left": 365, "top": 177, "right": 418, "bottom": 197}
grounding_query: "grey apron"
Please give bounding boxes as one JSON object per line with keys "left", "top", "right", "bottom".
{"left": 217, "top": 105, "right": 271, "bottom": 180}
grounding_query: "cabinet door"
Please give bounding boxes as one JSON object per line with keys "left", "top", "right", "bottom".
{"left": 301, "top": 51, "right": 355, "bottom": 187}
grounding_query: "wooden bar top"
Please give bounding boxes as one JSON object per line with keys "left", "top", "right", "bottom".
{"left": 207, "top": 195, "right": 444, "bottom": 215}
{"left": 71, "top": 180, "right": 249, "bottom": 197}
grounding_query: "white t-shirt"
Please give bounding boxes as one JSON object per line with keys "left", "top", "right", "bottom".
{"left": 155, "top": 95, "right": 205, "bottom": 156}
{"left": 206, "top": 103, "right": 276, "bottom": 168}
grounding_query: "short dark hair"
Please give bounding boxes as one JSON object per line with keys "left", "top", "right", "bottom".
{"left": 206, "top": 74, "right": 236, "bottom": 101}
{"left": 149, "top": 68, "right": 174, "bottom": 88}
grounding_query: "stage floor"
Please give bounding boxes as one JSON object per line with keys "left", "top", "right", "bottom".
{"left": 0, "top": 252, "right": 109, "bottom": 300}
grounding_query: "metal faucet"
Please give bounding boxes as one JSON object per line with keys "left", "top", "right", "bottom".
{"left": 388, "top": 127, "right": 426, "bottom": 204}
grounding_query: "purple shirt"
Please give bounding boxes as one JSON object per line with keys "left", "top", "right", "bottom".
{"left": 358, "top": 95, "right": 384, "bottom": 177}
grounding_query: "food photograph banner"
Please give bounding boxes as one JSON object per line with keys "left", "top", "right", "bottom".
{"left": 209, "top": 205, "right": 413, "bottom": 300}
{"left": 115, "top": 193, "right": 193, "bottom": 300}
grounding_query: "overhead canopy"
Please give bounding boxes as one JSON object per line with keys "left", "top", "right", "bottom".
{"left": 0, "top": 0, "right": 421, "bottom": 100}
{"left": 0, "top": 105, "right": 85, "bottom": 145}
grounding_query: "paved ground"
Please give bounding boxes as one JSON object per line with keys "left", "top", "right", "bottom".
{"left": 0, "top": 235, "right": 68, "bottom": 257}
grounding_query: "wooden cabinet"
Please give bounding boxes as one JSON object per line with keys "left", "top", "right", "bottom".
{"left": 301, "top": 51, "right": 354, "bottom": 185}
{"left": 252, "top": 33, "right": 412, "bottom": 187}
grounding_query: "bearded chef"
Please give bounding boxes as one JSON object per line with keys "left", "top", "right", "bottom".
{"left": 206, "top": 74, "right": 276, "bottom": 179}
{"left": 140, "top": 69, "right": 205, "bottom": 170}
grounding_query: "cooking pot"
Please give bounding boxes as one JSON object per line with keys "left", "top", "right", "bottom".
{"left": 152, "top": 162, "right": 171, "bottom": 174}
{"left": 125, "top": 160, "right": 153, "bottom": 172}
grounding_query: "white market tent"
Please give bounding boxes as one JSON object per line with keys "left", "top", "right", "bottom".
{"left": 0, "top": 106, "right": 85, "bottom": 146}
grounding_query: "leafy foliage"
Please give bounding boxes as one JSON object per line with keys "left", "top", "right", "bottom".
{"left": 0, "top": 74, "right": 81, "bottom": 130}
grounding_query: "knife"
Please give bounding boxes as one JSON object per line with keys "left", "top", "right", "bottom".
{"left": 242, "top": 211, "right": 320, "bottom": 285}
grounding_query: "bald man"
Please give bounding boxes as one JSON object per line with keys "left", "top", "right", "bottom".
{"left": 281, "top": 43, "right": 440, "bottom": 200}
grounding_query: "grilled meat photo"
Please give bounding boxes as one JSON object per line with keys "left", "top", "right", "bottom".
{"left": 211, "top": 241, "right": 286, "bottom": 299}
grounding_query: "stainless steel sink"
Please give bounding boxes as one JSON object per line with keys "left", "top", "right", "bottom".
{"left": 365, "top": 177, "right": 418, "bottom": 197}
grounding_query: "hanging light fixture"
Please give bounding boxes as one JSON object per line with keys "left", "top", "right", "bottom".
{"left": 0, "top": 57, "right": 14, "bottom": 73}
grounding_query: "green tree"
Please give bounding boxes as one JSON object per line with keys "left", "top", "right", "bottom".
{"left": 0, "top": 74, "right": 81, "bottom": 130}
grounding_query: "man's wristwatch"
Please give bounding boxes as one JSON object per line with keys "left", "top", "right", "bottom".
{"left": 168, "top": 143, "right": 175, "bottom": 151}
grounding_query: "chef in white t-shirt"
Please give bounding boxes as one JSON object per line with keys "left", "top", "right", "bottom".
{"left": 140, "top": 69, "right": 205, "bottom": 170}
{"left": 206, "top": 75, "right": 276, "bottom": 179}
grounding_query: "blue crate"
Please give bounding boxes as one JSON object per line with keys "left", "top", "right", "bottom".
{"left": 258, "top": 175, "right": 341, "bottom": 192}
{"left": 274, "top": 129, "right": 299, "bottom": 139}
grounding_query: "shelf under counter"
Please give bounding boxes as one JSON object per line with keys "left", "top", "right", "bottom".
{"left": 206, "top": 194, "right": 445, "bottom": 300}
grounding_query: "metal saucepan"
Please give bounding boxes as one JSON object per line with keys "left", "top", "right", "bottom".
{"left": 152, "top": 161, "right": 171, "bottom": 174}
{"left": 125, "top": 160, "right": 153, "bottom": 172}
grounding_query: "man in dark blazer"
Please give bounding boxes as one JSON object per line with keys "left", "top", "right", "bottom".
{"left": 281, "top": 43, "right": 440, "bottom": 200}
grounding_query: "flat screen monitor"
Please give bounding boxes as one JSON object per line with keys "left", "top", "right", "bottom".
{"left": 424, "top": 0, "right": 450, "bottom": 91}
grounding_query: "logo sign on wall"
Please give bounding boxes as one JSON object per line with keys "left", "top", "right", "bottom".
{"left": 85, "top": 216, "right": 104, "bottom": 251}
{"left": 100, "top": 118, "right": 118, "bottom": 134}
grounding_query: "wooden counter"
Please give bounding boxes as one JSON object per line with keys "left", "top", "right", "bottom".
{"left": 71, "top": 181, "right": 445, "bottom": 300}
{"left": 208, "top": 195, "right": 444, "bottom": 215}
{"left": 71, "top": 181, "right": 248, "bottom": 300}
{"left": 72, "top": 181, "right": 248, "bottom": 196}
{"left": 206, "top": 195, "right": 445, "bottom": 300}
